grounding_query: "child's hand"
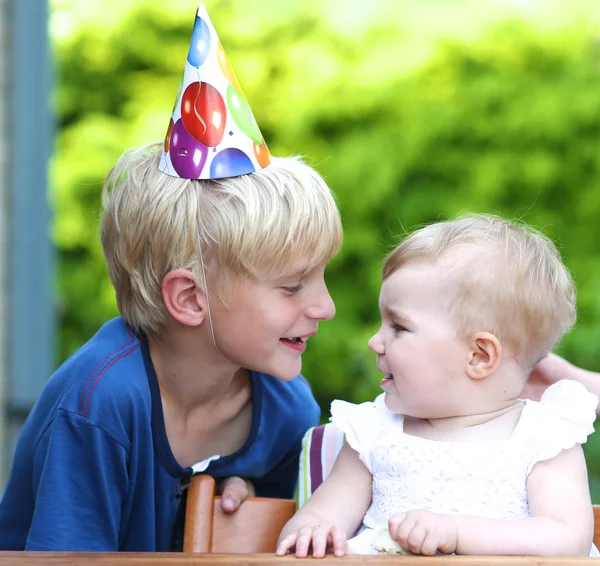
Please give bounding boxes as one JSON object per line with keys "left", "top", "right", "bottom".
{"left": 217, "top": 476, "right": 255, "bottom": 513}
{"left": 276, "top": 524, "right": 347, "bottom": 558}
{"left": 388, "top": 510, "right": 458, "bottom": 556}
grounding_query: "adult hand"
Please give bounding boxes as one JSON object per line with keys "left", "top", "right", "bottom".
{"left": 522, "top": 352, "right": 600, "bottom": 416}
{"left": 388, "top": 510, "right": 457, "bottom": 556}
{"left": 521, "top": 353, "right": 571, "bottom": 402}
{"left": 217, "top": 476, "right": 255, "bottom": 513}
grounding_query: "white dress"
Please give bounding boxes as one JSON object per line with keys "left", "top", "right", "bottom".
{"left": 330, "top": 379, "right": 598, "bottom": 556}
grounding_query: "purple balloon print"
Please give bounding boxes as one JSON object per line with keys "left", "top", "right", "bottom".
{"left": 169, "top": 119, "right": 208, "bottom": 178}
{"left": 187, "top": 16, "right": 211, "bottom": 68}
{"left": 209, "top": 148, "right": 255, "bottom": 179}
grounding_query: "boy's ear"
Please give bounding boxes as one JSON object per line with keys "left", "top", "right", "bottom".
{"left": 161, "top": 269, "right": 207, "bottom": 327}
{"left": 466, "top": 332, "right": 501, "bottom": 380}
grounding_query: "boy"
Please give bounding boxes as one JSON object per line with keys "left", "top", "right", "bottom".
{"left": 0, "top": 144, "right": 342, "bottom": 551}
{"left": 0, "top": 4, "right": 343, "bottom": 551}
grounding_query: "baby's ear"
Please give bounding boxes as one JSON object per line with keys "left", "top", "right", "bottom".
{"left": 466, "top": 332, "right": 501, "bottom": 380}
{"left": 161, "top": 269, "right": 207, "bottom": 327}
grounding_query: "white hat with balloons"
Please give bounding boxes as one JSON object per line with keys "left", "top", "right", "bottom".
{"left": 159, "top": 3, "right": 271, "bottom": 179}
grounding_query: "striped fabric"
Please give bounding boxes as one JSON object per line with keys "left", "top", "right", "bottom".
{"left": 296, "top": 423, "right": 345, "bottom": 508}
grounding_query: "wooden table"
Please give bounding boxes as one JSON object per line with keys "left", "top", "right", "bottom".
{"left": 0, "top": 554, "right": 598, "bottom": 565}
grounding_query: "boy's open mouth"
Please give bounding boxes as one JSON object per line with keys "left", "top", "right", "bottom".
{"left": 280, "top": 337, "right": 305, "bottom": 345}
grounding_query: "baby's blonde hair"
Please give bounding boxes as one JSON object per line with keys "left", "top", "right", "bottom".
{"left": 101, "top": 142, "right": 343, "bottom": 335}
{"left": 383, "top": 214, "right": 576, "bottom": 368}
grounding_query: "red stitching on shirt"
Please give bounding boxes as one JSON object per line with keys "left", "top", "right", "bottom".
{"left": 78, "top": 329, "right": 135, "bottom": 415}
{"left": 81, "top": 342, "right": 139, "bottom": 419}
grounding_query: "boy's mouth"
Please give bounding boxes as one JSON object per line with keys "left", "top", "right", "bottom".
{"left": 280, "top": 332, "right": 316, "bottom": 352}
{"left": 281, "top": 337, "right": 306, "bottom": 345}
{"left": 280, "top": 336, "right": 308, "bottom": 353}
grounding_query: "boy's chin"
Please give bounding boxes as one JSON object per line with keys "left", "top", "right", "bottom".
{"left": 267, "top": 362, "right": 303, "bottom": 382}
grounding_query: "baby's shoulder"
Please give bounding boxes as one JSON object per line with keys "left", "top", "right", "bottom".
{"left": 520, "top": 379, "right": 597, "bottom": 430}
{"left": 516, "top": 380, "right": 597, "bottom": 472}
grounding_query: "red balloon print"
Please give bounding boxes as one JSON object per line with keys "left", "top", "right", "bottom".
{"left": 180, "top": 81, "right": 227, "bottom": 148}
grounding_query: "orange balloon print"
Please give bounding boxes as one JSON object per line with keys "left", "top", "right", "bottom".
{"left": 164, "top": 118, "right": 174, "bottom": 153}
{"left": 253, "top": 139, "right": 271, "bottom": 168}
{"left": 217, "top": 41, "right": 242, "bottom": 92}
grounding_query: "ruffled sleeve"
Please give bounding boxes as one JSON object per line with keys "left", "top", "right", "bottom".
{"left": 330, "top": 394, "right": 400, "bottom": 473}
{"left": 522, "top": 380, "right": 597, "bottom": 475}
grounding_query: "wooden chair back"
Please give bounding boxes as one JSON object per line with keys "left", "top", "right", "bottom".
{"left": 594, "top": 506, "right": 600, "bottom": 549}
{"left": 183, "top": 474, "right": 296, "bottom": 553}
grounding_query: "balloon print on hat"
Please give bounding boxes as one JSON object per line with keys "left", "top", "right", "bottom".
{"left": 181, "top": 82, "right": 227, "bottom": 147}
{"left": 187, "top": 16, "right": 211, "bottom": 68}
{"left": 158, "top": 4, "right": 271, "bottom": 180}
{"left": 210, "top": 148, "right": 255, "bottom": 178}
{"left": 253, "top": 139, "right": 271, "bottom": 168}
{"left": 217, "top": 40, "right": 242, "bottom": 92}
{"left": 226, "top": 84, "right": 262, "bottom": 145}
{"left": 169, "top": 119, "right": 209, "bottom": 178}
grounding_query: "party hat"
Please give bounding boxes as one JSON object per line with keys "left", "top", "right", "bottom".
{"left": 159, "top": 4, "right": 271, "bottom": 179}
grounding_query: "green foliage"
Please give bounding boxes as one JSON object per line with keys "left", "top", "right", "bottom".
{"left": 50, "top": 0, "right": 600, "bottom": 495}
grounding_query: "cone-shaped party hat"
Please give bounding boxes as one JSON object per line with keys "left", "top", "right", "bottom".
{"left": 159, "top": 4, "right": 271, "bottom": 179}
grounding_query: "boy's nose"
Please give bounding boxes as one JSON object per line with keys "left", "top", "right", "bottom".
{"left": 306, "top": 285, "right": 336, "bottom": 321}
{"left": 368, "top": 331, "right": 384, "bottom": 354}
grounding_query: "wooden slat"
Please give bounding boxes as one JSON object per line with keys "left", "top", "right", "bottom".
{"left": 211, "top": 496, "right": 296, "bottom": 553}
{"left": 183, "top": 475, "right": 215, "bottom": 553}
{"left": 593, "top": 506, "right": 600, "bottom": 549}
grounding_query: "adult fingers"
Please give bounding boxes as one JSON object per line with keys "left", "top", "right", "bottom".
{"left": 218, "top": 476, "right": 255, "bottom": 513}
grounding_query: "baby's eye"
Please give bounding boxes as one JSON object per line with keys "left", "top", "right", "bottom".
{"left": 282, "top": 284, "right": 303, "bottom": 294}
{"left": 390, "top": 323, "right": 407, "bottom": 334}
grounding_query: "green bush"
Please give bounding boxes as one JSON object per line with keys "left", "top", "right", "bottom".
{"left": 51, "top": 1, "right": 600, "bottom": 495}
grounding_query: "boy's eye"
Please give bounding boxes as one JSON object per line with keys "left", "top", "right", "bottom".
{"left": 282, "top": 284, "right": 303, "bottom": 294}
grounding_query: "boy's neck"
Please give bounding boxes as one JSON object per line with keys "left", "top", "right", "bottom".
{"left": 147, "top": 326, "right": 246, "bottom": 414}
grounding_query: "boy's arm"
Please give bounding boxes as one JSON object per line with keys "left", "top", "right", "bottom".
{"left": 454, "top": 444, "right": 593, "bottom": 555}
{"left": 26, "top": 409, "right": 128, "bottom": 551}
{"left": 276, "top": 443, "right": 372, "bottom": 557}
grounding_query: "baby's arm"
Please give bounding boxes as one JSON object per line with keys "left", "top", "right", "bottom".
{"left": 388, "top": 445, "right": 593, "bottom": 556}
{"left": 456, "top": 444, "right": 593, "bottom": 555}
{"left": 276, "top": 443, "right": 372, "bottom": 557}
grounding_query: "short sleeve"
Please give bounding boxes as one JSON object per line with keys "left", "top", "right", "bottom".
{"left": 24, "top": 409, "right": 129, "bottom": 550}
{"left": 330, "top": 394, "right": 399, "bottom": 473}
{"left": 523, "top": 380, "right": 597, "bottom": 475}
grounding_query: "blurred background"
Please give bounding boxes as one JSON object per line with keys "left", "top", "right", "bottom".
{"left": 1, "top": 0, "right": 599, "bottom": 493}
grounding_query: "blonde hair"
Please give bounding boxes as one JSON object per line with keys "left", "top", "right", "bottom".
{"left": 101, "top": 142, "right": 343, "bottom": 335}
{"left": 383, "top": 214, "right": 576, "bottom": 367}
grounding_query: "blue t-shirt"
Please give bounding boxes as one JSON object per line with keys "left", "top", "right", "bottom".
{"left": 0, "top": 318, "right": 320, "bottom": 551}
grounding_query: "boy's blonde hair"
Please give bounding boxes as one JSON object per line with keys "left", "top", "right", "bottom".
{"left": 383, "top": 214, "right": 576, "bottom": 368}
{"left": 101, "top": 142, "right": 343, "bottom": 335}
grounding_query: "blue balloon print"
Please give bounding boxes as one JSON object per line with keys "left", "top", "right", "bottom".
{"left": 210, "top": 148, "right": 255, "bottom": 179}
{"left": 187, "top": 17, "right": 211, "bottom": 68}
